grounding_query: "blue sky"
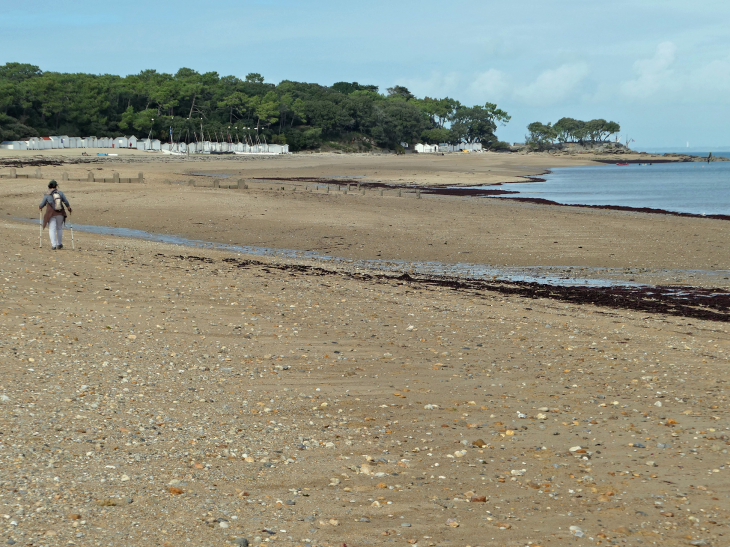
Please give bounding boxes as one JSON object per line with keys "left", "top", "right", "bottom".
{"left": 2, "top": 0, "right": 729, "bottom": 148}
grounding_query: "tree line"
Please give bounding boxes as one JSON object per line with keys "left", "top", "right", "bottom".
{"left": 0, "top": 62, "right": 511, "bottom": 152}
{"left": 526, "top": 118, "right": 621, "bottom": 149}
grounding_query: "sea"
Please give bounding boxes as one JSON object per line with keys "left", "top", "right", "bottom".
{"left": 495, "top": 158, "right": 730, "bottom": 216}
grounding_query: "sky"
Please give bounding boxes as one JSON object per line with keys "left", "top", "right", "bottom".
{"left": 2, "top": 0, "right": 729, "bottom": 148}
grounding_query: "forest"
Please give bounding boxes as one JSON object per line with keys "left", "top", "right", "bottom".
{"left": 525, "top": 117, "right": 621, "bottom": 149}
{"left": 0, "top": 62, "right": 511, "bottom": 152}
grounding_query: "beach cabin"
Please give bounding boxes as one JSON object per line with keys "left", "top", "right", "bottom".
{"left": 127, "top": 135, "right": 138, "bottom": 149}
{"left": 48, "top": 136, "right": 62, "bottom": 149}
{"left": 40, "top": 137, "right": 53, "bottom": 149}
{"left": 113, "top": 136, "right": 128, "bottom": 149}
{"left": 98, "top": 137, "right": 111, "bottom": 148}
{"left": 415, "top": 143, "right": 438, "bottom": 154}
{"left": 0, "top": 141, "right": 28, "bottom": 150}
{"left": 137, "top": 138, "right": 161, "bottom": 151}
{"left": 27, "top": 137, "right": 43, "bottom": 150}
{"left": 59, "top": 136, "right": 73, "bottom": 148}
{"left": 81, "top": 137, "right": 96, "bottom": 148}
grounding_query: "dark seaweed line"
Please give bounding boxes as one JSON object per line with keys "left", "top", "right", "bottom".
{"left": 494, "top": 196, "right": 730, "bottom": 221}
{"left": 169, "top": 255, "right": 730, "bottom": 323}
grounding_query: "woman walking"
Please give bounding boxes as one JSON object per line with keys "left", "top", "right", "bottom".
{"left": 39, "top": 180, "right": 72, "bottom": 250}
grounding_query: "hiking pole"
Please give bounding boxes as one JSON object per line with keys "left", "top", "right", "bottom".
{"left": 39, "top": 210, "right": 42, "bottom": 248}
{"left": 68, "top": 213, "right": 75, "bottom": 251}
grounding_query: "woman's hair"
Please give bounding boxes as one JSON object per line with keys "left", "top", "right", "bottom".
{"left": 48, "top": 180, "right": 58, "bottom": 189}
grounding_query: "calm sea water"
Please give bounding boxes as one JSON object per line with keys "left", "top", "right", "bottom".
{"left": 497, "top": 161, "right": 730, "bottom": 216}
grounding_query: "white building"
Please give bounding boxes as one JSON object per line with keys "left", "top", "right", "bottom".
{"left": 415, "top": 143, "right": 439, "bottom": 153}
{"left": 113, "top": 136, "right": 129, "bottom": 149}
{"left": 437, "top": 142, "right": 483, "bottom": 153}
{"left": 137, "top": 138, "right": 161, "bottom": 151}
{"left": 0, "top": 140, "right": 28, "bottom": 150}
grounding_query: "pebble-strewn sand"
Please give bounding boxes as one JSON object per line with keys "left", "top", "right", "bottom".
{"left": 0, "top": 152, "right": 728, "bottom": 547}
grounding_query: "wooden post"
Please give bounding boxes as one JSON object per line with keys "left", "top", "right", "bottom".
{"left": 213, "top": 179, "right": 220, "bottom": 189}
{"left": 138, "top": 172, "right": 144, "bottom": 183}
{"left": 87, "top": 172, "right": 95, "bottom": 182}
{"left": 357, "top": 182, "right": 361, "bottom": 191}
{"left": 343, "top": 187, "right": 348, "bottom": 195}
{"left": 326, "top": 186, "right": 329, "bottom": 194}
{"left": 34, "top": 168, "right": 42, "bottom": 179}
{"left": 237, "top": 178, "right": 246, "bottom": 189}
{"left": 113, "top": 172, "right": 120, "bottom": 183}
{"left": 361, "top": 189, "right": 365, "bottom": 196}
{"left": 416, "top": 189, "right": 421, "bottom": 199}
{"left": 9, "top": 168, "right": 16, "bottom": 179}
{"left": 62, "top": 172, "right": 69, "bottom": 181}
{"left": 380, "top": 189, "right": 384, "bottom": 196}
{"left": 397, "top": 189, "right": 402, "bottom": 197}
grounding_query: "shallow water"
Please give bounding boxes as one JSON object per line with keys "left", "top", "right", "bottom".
{"left": 495, "top": 162, "right": 730, "bottom": 215}
{"left": 24, "top": 219, "right": 716, "bottom": 289}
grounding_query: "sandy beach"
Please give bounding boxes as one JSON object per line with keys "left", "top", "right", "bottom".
{"left": 0, "top": 150, "right": 728, "bottom": 547}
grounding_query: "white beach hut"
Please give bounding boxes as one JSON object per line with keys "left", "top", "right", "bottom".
{"left": 27, "top": 137, "right": 42, "bottom": 150}
{"left": 0, "top": 141, "right": 28, "bottom": 150}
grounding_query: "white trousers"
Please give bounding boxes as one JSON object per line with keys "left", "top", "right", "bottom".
{"left": 48, "top": 215, "right": 64, "bottom": 247}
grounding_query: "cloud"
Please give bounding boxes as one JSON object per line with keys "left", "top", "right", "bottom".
{"left": 688, "top": 55, "right": 730, "bottom": 96}
{"left": 468, "top": 69, "right": 510, "bottom": 101}
{"left": 513, "top": 63, "right": 590, "bottom": 106}
{"left": 620, "top": 41, "right": 676, "bottom": 99}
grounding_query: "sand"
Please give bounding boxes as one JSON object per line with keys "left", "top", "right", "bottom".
{"left": 0, "top": 151, "right": 728, "bottom": 546}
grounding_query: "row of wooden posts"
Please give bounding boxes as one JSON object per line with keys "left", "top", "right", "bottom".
{"left": 0, "top": 168, "right": 144, "bottom": 183}
{"left": 188, "top": 178, "right": 422, "bottom": 198}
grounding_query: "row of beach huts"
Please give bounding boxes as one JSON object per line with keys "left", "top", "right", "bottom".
{"left": 1, "top": 135, "right": 479, "bottom": 154}
{"left": 0, "top": 135, "right": 289, "bottom": 155}
{"left": 414, "top": 142, "right": 483, "bottom": 153}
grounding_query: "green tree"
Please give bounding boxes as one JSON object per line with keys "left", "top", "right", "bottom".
{"left": 386, "top": 85, "right": 415, "bottom": 101}
{"left": 450, "top": 103, "right": 510, "bottom": 146}
{"left": 525, "top": 122, "right": 556, "bottom": 149}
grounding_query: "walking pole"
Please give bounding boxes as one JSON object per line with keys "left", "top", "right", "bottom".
{"left": 39, "top": 210, "right": 42, "bottom": 248}
{"left": 68, "top": 213, "right": 75, "bottom": 251}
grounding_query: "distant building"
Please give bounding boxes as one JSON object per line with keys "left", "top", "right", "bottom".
{"left": 0, "top": 140, "right": 28, "bottom": 150}
{"left": 436, "top": 142, "right": 483, "bottom": 153}
{"left": 415, "top": 143, "right": 439, "bottom": 153}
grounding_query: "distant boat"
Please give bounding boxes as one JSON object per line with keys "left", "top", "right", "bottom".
{"left": 616, "top": 162, "right": 629, "bottom": 166}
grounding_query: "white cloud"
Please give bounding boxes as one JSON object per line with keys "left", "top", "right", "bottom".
{"left": 688, "top": 55, "right": 730, "bottom": 96}
{"left": 513, "top": 63, "right": 590, "bottom": 106}
{"left": 468, "top": 69, "right": 510, "bottom": 101}
{"left": 620, "top": 41, "right": 676, "bottom": 99}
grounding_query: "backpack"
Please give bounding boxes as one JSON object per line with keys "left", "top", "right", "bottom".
{"left": 51, "top": 191, "right": 64, "bottom": 212}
